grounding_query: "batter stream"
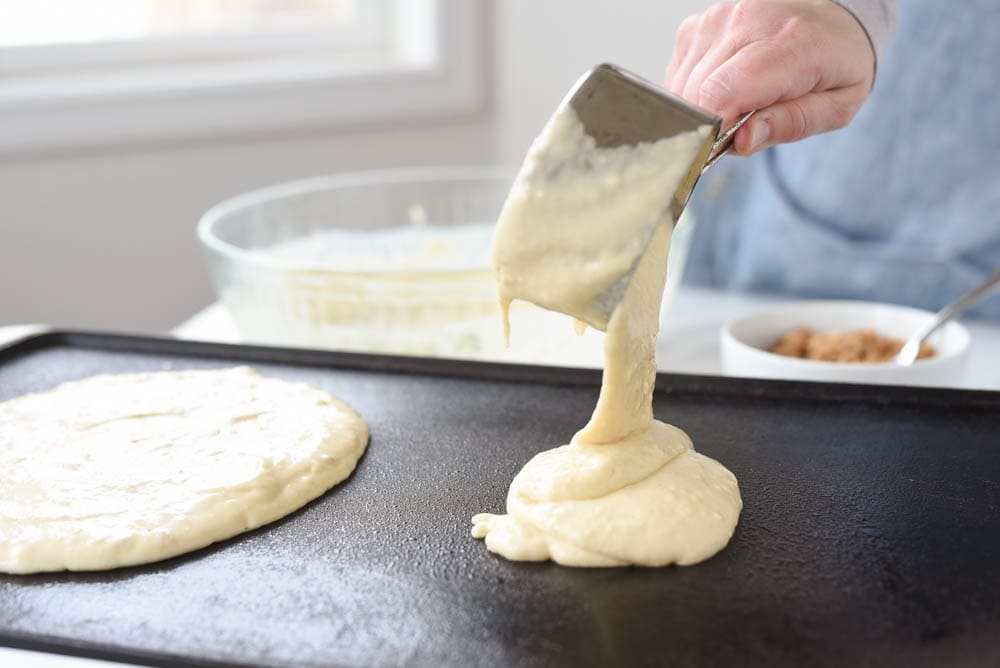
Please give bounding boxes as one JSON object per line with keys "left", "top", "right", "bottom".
{"left": 472, "top": 108, "right": 741, "bottom": 567}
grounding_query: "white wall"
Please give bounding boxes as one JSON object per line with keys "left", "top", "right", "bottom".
{"left": 492, "top": 0, "right": 712, "bottom": 163}
{"left": 0, "top": 0, "right": 711, "bottom": 333}
{"left": 0, "top": 120, "right": 493, "bottom": 332}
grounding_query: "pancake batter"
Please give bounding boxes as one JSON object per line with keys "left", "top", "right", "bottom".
{"left": 0, "top": 367, "right": 369, "bottom": 574}
{"left": 472, "top": 108, "right": 742, "bottom": 567}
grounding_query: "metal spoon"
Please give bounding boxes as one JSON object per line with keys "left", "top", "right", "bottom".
{"left": 895, "top": 266, "right": 1000, "bottom": 365}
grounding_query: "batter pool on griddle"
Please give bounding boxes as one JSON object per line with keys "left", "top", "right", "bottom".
{"left": 0, "top": 367, "right": 369, "bottom": 574}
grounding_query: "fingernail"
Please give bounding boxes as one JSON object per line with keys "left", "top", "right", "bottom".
{"left": 749, "top": 119, "right": 771, "bottom": 151}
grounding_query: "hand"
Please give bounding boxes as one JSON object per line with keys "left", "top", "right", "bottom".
{"left": 666, "top": 0, "right": 875, "bottom": 155}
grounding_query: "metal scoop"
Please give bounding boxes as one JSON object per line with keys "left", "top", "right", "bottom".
{"left": 495, "top": 63, "right": 753, "bottom": 330}
{"left": 570, "top": 63, "right": 753, "bottom": 221}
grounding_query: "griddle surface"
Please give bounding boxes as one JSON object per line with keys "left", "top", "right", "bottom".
{"left": 1, "top": 332, "right": 999, "bottom": 667}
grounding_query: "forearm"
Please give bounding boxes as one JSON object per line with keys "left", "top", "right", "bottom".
{"left": 829, "top": 0, "right": 899, "bottom": 59}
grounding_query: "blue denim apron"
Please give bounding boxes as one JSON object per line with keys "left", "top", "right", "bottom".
{"left": 685, "top": 0, "right": 1000, "bottom": 318}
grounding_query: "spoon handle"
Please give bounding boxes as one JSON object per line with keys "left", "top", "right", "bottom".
{"left": 702, "top": 110, "right": 756, "bottom": 174}
{"left": 897, "top": 266, "right": 1000, "bottom": 364}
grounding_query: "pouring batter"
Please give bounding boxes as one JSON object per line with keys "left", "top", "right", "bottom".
{"left": 472, "top": 108, "right": 741, "bottom": 567}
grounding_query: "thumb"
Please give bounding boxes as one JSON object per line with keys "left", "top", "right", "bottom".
{"left": 731, "top": 85, "right": 865, "bottom": 155}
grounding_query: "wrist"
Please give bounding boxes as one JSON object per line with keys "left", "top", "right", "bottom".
{"left": 826, "top": 0, "right": 897, "bottom": 83}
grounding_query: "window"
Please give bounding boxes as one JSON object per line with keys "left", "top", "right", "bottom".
{"left": 0, "top": 1, "right": 364, "bottom": 48}
{"left": 0, "top": 0, "right": 485, "bottom": 155}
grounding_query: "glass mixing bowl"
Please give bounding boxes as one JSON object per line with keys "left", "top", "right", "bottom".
{"left": 197, "top": 167, "right": 696, "bottom": 364}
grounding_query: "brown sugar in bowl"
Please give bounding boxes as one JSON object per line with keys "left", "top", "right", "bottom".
{"left": 720, "top": 301, "right": 969, "bottom": 387}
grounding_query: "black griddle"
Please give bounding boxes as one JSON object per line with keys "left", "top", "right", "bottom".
{"left": 1, "top": 331, "right": 999, "bottom": 668}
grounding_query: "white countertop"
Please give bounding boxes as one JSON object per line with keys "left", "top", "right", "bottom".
{"left": 170, "top": 287, "right": 1000, "bottom": 391}
{"left": 3, "top": 288, "right": 997, "bottom": 392}
{"left": 2, "top": 286, "right": 999, "bottom": 667}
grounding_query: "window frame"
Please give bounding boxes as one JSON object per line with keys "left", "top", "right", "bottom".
{"left": 0, "top": 0, "right": 486, "bottom": 157}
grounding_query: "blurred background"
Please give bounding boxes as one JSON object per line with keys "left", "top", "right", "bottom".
{"left": 0, "top": 0, "right": 711, "bottom": 332}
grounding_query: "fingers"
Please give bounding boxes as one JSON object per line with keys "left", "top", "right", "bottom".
{"left": 676, "top": 3, "right": 756, "bottom": 107}
{"left": 667, "top": 15, "right": 717, "bottom": 96}
{"left": 681, "top": 41, "right": 741, "bottom": 105}
{"left": 664, "top": 15, "right": 696, "bottom": 85}
{"left": 664, "top": 0, "right": 875, "bottom": 148}
{"left": 697, "top": 39, "right": 818, "bottom": 131}
{"left": 730, "top": 84, "right": 867, "bottom": 155}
